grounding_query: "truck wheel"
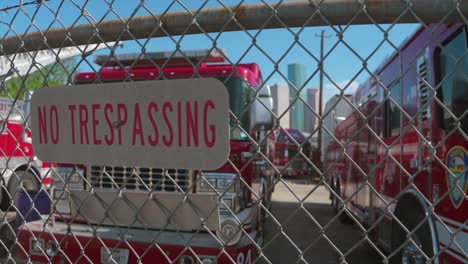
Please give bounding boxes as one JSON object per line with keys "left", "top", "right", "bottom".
{"left": 391, "top": 205, "right": 435, "bottom": 264}
{"left": 333, "top": 181, "right": 353, "bottom": 225}
{"left": 7, "top": 170, "right": 40, "bottom": 209}
{"left": 331, "top": 180, "right": 339, "bottom": 213}
{"left": 264, "top": 176, "right": 273, "bottom": 211}
{"left": 256, "top": 179, "right": 269, "bottom": 248}
{"left": 0, "top": 218, "right": 15, "bottom": 257}
{"left": 0, "top": 180, "right": 7, "bottom": 211}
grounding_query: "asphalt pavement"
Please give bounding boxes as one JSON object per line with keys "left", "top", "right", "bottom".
{"left": 259, "top": 176, "right": 384, "bottom": 264}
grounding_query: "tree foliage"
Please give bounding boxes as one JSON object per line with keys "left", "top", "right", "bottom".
{"left": 0, "top": 58, "right": 78, "bottom": 100}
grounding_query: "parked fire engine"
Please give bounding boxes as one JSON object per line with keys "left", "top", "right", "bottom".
{"left": 18, "top": 49, "right": 275, "bottom": 264}
{"left": 0, "top": 43, "right": 113, "bottom": 212}
{"left": 0, "top": 97, "right": 51, "bottom": 211}
{"left": 273, "top": 128, "right": 311, "bottom": 177}
{"left": 326, "top": 24, "right": 467, "bottom": 263}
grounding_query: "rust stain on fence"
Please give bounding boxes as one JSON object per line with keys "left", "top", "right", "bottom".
{"left": 0, "top": 0, "right": 466, "bottom": 56}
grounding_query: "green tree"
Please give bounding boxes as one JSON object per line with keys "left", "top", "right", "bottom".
{"left": 0, "top": 58, "right": 78, "bottom": 100}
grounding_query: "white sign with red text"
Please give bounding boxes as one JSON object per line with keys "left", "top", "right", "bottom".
{"left": 31, "top": 78, "right": 229, "bottom": 169}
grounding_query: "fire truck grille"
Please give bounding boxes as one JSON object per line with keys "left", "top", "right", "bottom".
{"left": 89, "top": 166, "right": 191, "bottom": 192}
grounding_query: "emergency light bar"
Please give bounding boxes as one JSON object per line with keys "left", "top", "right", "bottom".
{"left": 94, "top": 49, "right": 227, "bottom": 67}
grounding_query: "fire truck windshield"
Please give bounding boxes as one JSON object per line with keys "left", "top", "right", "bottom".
{"left": 220, "top": 76, "right": 252, "bottom": 141}
{"left": 73, "top": 75, "right": 253, "bottom": 141}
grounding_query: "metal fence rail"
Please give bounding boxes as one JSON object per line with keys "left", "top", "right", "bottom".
{"left": 0, "top": 1, "right": 467, "bottom": 264}
{"left": 0, "top": 0, "right": 466, "bottom": 55}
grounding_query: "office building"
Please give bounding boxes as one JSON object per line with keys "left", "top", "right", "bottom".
{"left": 304, "top": 88, "right": 320, "bottom": 135}
{"left": 270, "top": 83, "right": 290, "bottom": 129}
{"left": 287, "top": 63, "right": 307, "bottom": 131}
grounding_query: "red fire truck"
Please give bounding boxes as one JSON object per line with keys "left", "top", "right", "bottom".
{"left": 18, "top": 49, "right": 275, "bottom": 264}
{"left": 0, "top": 97, "right": 51, "bottom": 211}
{"left": 273, "top": 128, "right": 311, "bottom": 177}
{"left": 326, "top": 24, "right": 467, "bottom": 263}
{"left": 0, "top": 44, "right": 113, "bottom": 213}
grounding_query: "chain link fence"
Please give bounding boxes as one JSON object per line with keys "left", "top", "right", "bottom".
{"left": 0, "top": 0, "right": 467, "bottom": 263}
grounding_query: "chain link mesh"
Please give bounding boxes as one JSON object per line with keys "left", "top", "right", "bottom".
{"left": 0, "top": 0, "right": 466, "bottom": 263}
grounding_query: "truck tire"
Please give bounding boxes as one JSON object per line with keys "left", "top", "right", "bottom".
{"left": 391, "top": 203, "right": 435, "bottom": 264}
{"left": 0, "top": 217, "right": 15, "bottom": 257}
{"left": 333, "top": 181, "right": 353, "bottom": 225}
{"left": 6, "top": 170, "right": 40, "bottom": 209}
{"left": 257, "top": 178, "right": 269, "bottom": 248}
{"left": 0, "top": 180, "right": 7, "bottom": 211}
{"left": 264, "top": 176, "right": 273, "bottom": 211}
{"left": 331, "top": 180, "right": 339, "bottom": 213}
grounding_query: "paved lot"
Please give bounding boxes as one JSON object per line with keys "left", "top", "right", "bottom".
{"left": 260, "top": 177, "right": 383, "bottom": 264}
{"left": 1, "top": 177, "right": 384, "bottom": 264}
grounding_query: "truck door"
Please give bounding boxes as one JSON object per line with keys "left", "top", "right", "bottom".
{"left": 433, "top": 26, "right": 468, "bottom": 238}
{"left": 364, "top": 93, "right": 381, "bottom": 227}
{"left": 382, "top": 79, "right": 403, "bottom": 202}
{"left": 378, "top": 78, "right": 403, "bottom": 247}
{"left": 355, "top": 103, "right": 376, "bottom": 222}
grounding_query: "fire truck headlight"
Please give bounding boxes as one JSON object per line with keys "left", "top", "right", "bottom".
{"left": 30, "top": 238, "right": 44, "bottom": 254}
{"left": 197, "top": 173, "right": 238, "bottom": 193}
{"left": 51, "top": 166, "right": 83, "bottom": 217}
{"left": 217, "top": 178, "right": 235, "bottom": 192}
{"left": 197, "top": 173, "right": 243, "bottom": 213}
{"left": 53, "top": 167, "right": 84, "bottom": 187}
{"left": 46, "top": 241, "right": 58, "bottom": 257}
{"left": 179, "top": 256, "right": 194, "bottom": 264}
{"left": 200, "top": 258, "right": 216, "bottom": 264}
{"left": 217, "top": 217, "right": 242, "bottom": 246}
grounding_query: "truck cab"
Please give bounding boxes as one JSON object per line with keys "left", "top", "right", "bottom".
{"left": 326, "top": 24, "right": 467, "bottom": 264}
{"left": 18, "top": 49, "right": 275, "bottom": 264}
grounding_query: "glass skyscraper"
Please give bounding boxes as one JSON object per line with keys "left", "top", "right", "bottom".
{"left": 287, "top": 63, "right": 307, "bottom": 131}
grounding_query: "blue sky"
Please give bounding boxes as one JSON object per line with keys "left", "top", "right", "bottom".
{"left": 0, "top": 0, "right": 419, "bottom": 102}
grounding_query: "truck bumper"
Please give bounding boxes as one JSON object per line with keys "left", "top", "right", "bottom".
{"left": 18, "top": 220, "right": 257, "bottom": 264}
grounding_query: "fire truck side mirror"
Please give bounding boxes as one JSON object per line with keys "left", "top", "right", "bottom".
{"left": 22, "top": 91, "right": 33, "bottom": 144}
{"left": 251, "top": 85, "right": 274, "bottom": 131}
{"left": 332, "top": 110, "right": 347, "bottom": 124}
{"left": 335, "top": 116, "right": 346, "bottom": 122}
